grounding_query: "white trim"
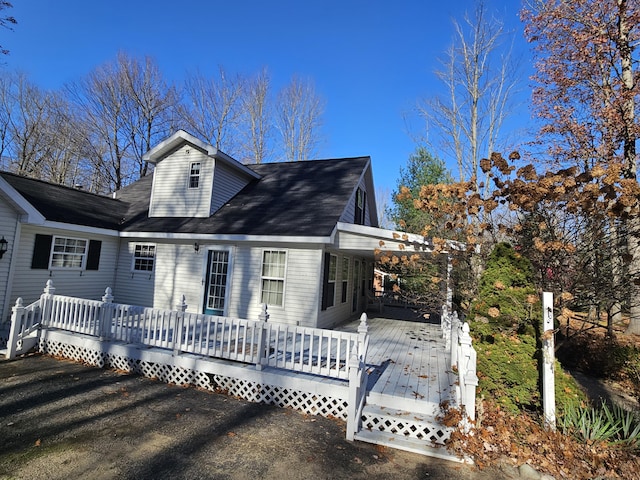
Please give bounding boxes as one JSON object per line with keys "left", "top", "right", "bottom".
{"left": 0, "top": 176, "right": 46, "bottom": 224}
{"left": 131, "top": 243, "right": 156, "bottom": 272}
{"left": 43, "top": 221, "right": 120, "bottom": 237}
{"left": 120, "top": 231, "right": 332, "bottom": 244}
{"left": 335, "top": 222, "right": 467, "bottom": 253}
{"left": 143, "top": 130, "right": 217, "bottom": 162}
{"left": 143, "top": 129, "right": 260, "bottom": 180}
{"left": 49, "top": 235, "right": 88, "bottom": 270}
{"left": 201, "top": 245, "right": 235, "bottom": 316}
{"left": 260, "top": 248, "right": 288, "bottom": 308}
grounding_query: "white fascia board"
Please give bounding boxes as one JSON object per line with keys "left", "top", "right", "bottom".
{"left": 42, "top": 221, "right": 120, "bottom": 237}
{"left": 0, "top": 176, "right": 46, "bottom": 224}
{"left": 119, "top": 231, "right": 332, "bottom": 244}
{"left": 143, "top": 130, "right": 217, "bottom": 163}
{"left": 336, "top": 222, "right": 467, "bottom": 253}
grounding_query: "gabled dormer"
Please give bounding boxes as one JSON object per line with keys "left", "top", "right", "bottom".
{"left": 339, "top": 159, "right": 379, "bottom": 228}
{"left": 143, "top": 130, "right": 261, "bottom": 218}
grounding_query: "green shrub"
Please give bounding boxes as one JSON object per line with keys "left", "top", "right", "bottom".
{"left": 470, "top": 243, "right": 540, "bottom": 333}
{"left": 472, "top": 321, "right": 586, "bottom": 415}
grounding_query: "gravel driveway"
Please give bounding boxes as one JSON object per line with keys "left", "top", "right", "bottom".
{"left": 0, "top": 354, "right": 503, "bottom": 480}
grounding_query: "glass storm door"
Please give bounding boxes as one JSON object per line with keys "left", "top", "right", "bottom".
{"left": 204, "top": 250, "right": 230, "bottom": 316}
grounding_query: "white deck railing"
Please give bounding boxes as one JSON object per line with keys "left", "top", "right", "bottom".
{"left": 442, "top": 305, "right": 478, "bottom": 422}
{"left": 6, "top": 281, "right": 369, "bottom": 383}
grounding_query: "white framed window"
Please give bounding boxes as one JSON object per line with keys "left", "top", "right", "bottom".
{"left": 132, "top": 243, "right": 156, "bottom": 272}
{"left": 260, "top": 250, "right": 287, "bottom": 307}
{"left": 189, "top": 162, "right": 201, "bottom": 188}
{"left": 50, "top": 236, "right": 87, "bottom": 269}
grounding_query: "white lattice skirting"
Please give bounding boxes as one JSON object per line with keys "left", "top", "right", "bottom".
{"left": 38, "top": 329, "right": 349, "bottom": 421}
{"left": 360, "top": 408, "right": 452, "bottom": 445}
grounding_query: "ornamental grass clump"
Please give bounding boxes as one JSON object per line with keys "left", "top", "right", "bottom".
{"left": 559, "top": 401, "right": 640, "bottom": 449}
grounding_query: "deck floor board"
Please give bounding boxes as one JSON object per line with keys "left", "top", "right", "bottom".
{"left": 338, "top": 309, "right": 454, "bottom": 410}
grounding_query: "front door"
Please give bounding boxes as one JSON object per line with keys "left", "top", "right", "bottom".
{"left": 203, "top": 249, "right": 230, "bottom": 316}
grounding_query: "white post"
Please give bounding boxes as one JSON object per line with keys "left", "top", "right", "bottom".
{"left": 256, "top": 304, "right": 269, "bottom": 370}
{"left": 39, "top": 279, "right": 56, "bottom": 326}
{"left": 445, "top": 253, "right": 453, "bottom": 313}
{"left": 346, "top": 352, "right": 362, "bottom": 441}
{"left": 459, "top": 322, "right": 478, "bottom": 422}
{"left": 173, "top": 295, "right": 187, "bottom": 356}
{"left": 542, "top": 292, "right": 556, "bottom": 431}
{"left": 6, "top": 297, "right": 24, "bottom": 359}
{"left": 99, "top": 287, "right": 114, "bottom": 340}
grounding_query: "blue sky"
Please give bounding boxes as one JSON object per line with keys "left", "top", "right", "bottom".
{"left": 5, "top": 0, "right": 532, "bottom": 195}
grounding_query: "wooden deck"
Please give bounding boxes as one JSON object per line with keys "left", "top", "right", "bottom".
{"left": 338, "top": 306, "right": 455, "bottom": 416}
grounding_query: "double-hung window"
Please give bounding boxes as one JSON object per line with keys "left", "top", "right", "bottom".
{"left": 261, "top": 250, "right": 287, "bottom": 306}
{"left": 50, "top": 236, "right": 87, "bottom": 269}
{"left": 132, "top": 244, "right": 155, "bottom": 272}
{"left": 189, "top": 162, "right": 201, "bottom": 188}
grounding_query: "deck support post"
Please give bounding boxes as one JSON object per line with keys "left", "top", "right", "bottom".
{"left": 6, "top": 297, "right": 24, "bottom": 359}
{"left": 256, "top": 304, "right": 269, "bottom": 370}
{"left": 173, "top": 295, "right": 187, "bottom": 356}
{"left": 99, "top": 287, "right": 114, "bottom": 340}
{"left": 40, "top": 279, "right": 56, "bottom": 327}
{"left": 458, "top": 323, "right": 478, "bottom": 424}
{"left": 346, "top": 312, "right": 369, "bottom": 441}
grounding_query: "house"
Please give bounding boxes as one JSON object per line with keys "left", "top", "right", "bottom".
{"left": 0, "top": 130, "right": 434, "bottom": 328}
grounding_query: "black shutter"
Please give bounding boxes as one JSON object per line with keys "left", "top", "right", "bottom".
{"left": 86, "top": 240, "right": 102, "bottom": 270}
{"left": 31, "top": 234, "right": 52, "bottom": 269}
{"left": 321, "top": 252, "right": 331, "bottom": 311}
{"left": 362, "top": 190, "right": 367, "bottom": 225}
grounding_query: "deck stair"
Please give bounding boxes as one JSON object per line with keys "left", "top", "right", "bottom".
{"left": 337, "top": 316, "right": 464, "bottom": 462}
{"left": 354, "top": 393, "right": 460, "bottom": 461}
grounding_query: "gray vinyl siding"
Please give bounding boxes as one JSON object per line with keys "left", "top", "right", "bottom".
{"left": 111, "top": 240, "right": 156, "bottom": 307}
{"left": 149, "top": 145, "right": 214, "bottom": 217}
{"left": 226, "top": 245, "right": 322, "bottom": 326}
{"left": 339, "top": 177, "right": 373, "bottom": 226}
{"left": 210, "top": 162, "right": 251, "bottom": 214}
{"left": 9, "top": 224, "right": 118, "bottom": 307}
{"left": 114, "top": 240, "right": 325, "bottom": 327}
{"left": 0, "top": 201, "right": 19, "bottom": 321}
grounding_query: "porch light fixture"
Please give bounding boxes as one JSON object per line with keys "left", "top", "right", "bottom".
{"left": 0, "top": 236, "right": 7, "bottom": 259}
{"left": 194, "top": 242, "right": 200, "bottom": 253}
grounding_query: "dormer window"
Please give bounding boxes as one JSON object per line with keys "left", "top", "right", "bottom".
{"left": 189, "top": 162, "right": 201, "bottom": 188}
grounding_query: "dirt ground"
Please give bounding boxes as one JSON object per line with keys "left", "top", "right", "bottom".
{"left": 0, "top": 354, "right": 508, "bottom": 480}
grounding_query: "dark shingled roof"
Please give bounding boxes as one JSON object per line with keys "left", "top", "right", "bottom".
{"left": 0, "top": 172, "right": 129, "bottom": 230}
{"left": 2, "top": 156, "right": 370, "bottom": 237}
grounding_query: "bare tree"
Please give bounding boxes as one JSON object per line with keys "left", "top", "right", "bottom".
{"left": 420, "top": 1, "right": 519, "bottom": 194}
{"left": 240, "top": 67, "right": 271, "bottom": 163}
{"left": 275, "top": 75, "right": 324, "bottom": 162}
{"left": 65, "top": 53, "right": 177, "bottom": 192}
{"left": 0, "top": 1, "right": 16, "bottom": 56}
{"left": 66, "top": 59, "right": 133, "bottom": 192}
{"left": 5, "top": 73, "right": 52, "bottom": 177}
{"left": 118, "top": 52, "right": 179, "bottom": 177}
{"left": 179, "top": 66, "right": 245, "bottom": 153}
